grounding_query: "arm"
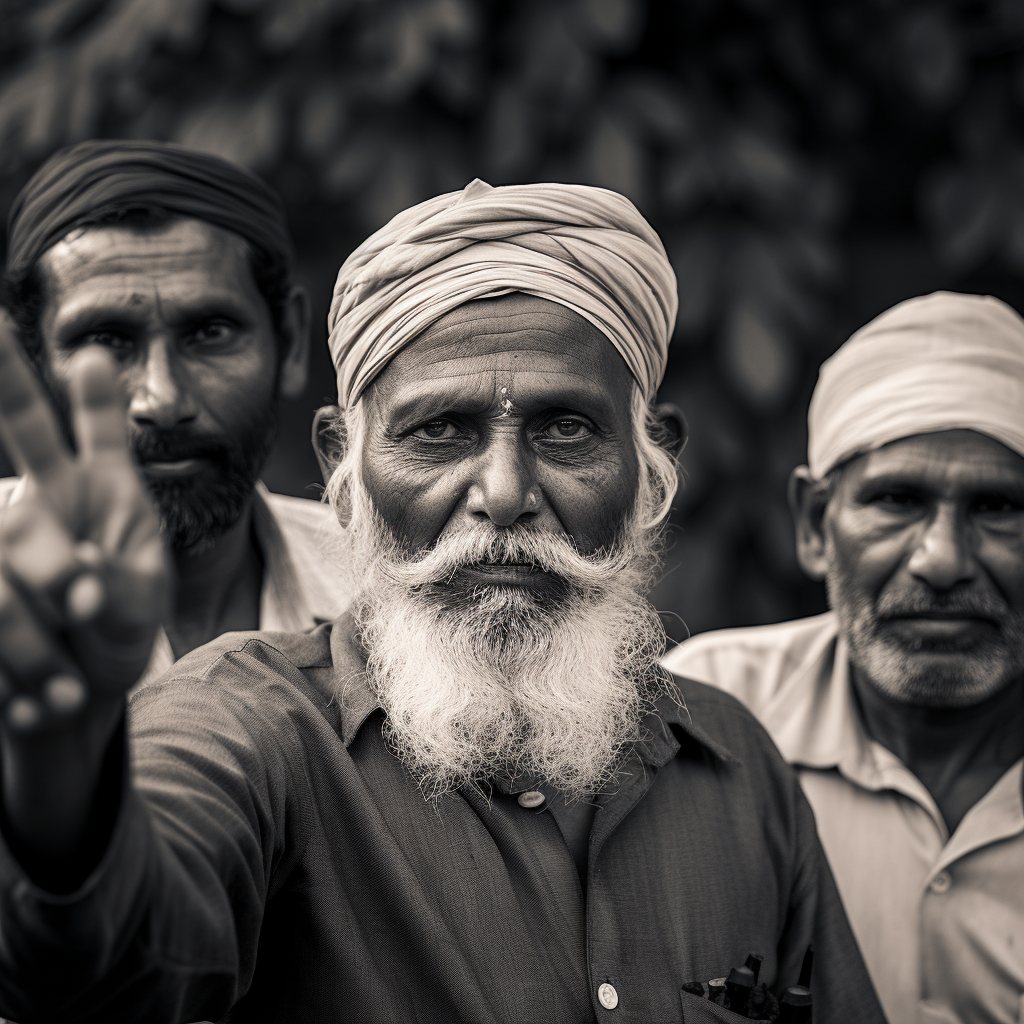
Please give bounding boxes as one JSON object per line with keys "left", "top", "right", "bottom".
{"left": 779, "top": 787, "right": 888, "bottom": 1024}
{"left": 0, "top": 319, "right": 167, "bottom": 888}
{"left": 0, "top": 662, "right": 295, "bottom": 1023}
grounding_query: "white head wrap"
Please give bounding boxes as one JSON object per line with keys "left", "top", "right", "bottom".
{"left": 808, "top": 291, "right": 1024, "bottom": 478}
{"left": 327, "top": 179, "right": 678, "bottom": 409}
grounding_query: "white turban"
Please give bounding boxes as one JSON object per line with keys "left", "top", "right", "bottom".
{"left": 808, "top": 291, "right": 1024, "bottom": 478}
{"left": 326, "top": 179, "right": 678, "bottom": 409}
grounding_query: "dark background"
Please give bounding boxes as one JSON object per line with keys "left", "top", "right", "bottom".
{"left": 2, "top": 0, "right": 1023, "bottom": 641}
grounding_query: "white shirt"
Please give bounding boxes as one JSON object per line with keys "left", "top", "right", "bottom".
{"left": 0, "top": 477, "right": 351, "bottom": 685}
{"left": 664, "top": 613, "right": 1024, "bottom": 1024}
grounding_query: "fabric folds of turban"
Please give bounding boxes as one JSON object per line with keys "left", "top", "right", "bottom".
{"left": 6, "top": 139, "right": 293, "bottom": 284}
{"left": 327, "top": 179, "right": 678, "bottom": 408}
{"left": 808, "top": 291, "right": 1024, "bottom": 478}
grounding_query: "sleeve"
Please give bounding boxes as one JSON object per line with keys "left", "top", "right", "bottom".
{"left": 0, "top": 649, "right": 302, "bottom": 1024}
{"left": 777, "top": 784, "right": 889, "bottom": 1024}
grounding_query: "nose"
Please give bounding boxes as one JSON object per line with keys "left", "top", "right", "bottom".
{"left": 906, "top": 503, "right": 977, "bottom": 591}
{"left": 128, "top": 340, "right": 197, "bottom": 430}
{"left": 464, "top": 434, "right": 541, "bottom": 527}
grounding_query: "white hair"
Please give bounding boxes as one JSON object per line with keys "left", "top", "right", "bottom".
{"left": 319, "top": 384, "right": 679, "bottom": 799}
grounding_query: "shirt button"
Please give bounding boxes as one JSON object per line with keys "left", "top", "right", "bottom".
{"left": 598, "top": 983, "right": 618, "bottom": 1010}
{"left": 930, "top": 871, "right": 951, "bottom": 894}
{"left": 518, "top": 790, "right": 545, "bottom": 809}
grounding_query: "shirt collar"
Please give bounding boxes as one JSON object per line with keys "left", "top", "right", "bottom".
{"left": 756, "top": 622, "right": 952, "bottom": 806}
{"left": 251, "top": 482, "right": 319, "bottom": 633}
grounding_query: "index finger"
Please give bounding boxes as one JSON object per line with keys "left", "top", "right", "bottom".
{"left": 70, "top": 346, "right": 130, "bottom": 464}
{"left": 0, "top": 311, "right": 71, "bottom": 483}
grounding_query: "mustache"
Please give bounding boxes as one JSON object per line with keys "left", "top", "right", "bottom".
{"left": 129, "top": 427, "right": 234, "bottom": 467}
{"left": 876, "top": 585, "right": 1007, "bottom": 623}
{"left": 377, "top": 521, "right": 639, "bottom": 594}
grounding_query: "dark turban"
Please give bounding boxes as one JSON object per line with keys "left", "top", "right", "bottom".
{"left": 6, "top": 139, "right": 293, "bottom": 282}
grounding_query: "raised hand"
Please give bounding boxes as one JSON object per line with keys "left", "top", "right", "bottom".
{"left": 0, "top": 314, "right": 170, "bottom": 735}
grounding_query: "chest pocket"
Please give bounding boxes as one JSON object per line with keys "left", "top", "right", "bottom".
{"left": 679, "top": 990, "right": 758, "bottom": 1023}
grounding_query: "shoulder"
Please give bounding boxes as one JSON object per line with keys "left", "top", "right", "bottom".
{"left": 670, "top": 674, "right": 792, "bottom": 769}
{"left": 130, "top": 624, "right": 342, "bottom": 744}
{"left": 662, "top": 613, "right": 838, "bottom": 708}
{"left": 262, "top": 488, "right": 338, "bottom": 531}
{"left": 260, "top": 487, "right": 351, "bottom": 621}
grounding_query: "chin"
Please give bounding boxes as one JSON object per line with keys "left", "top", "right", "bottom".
{"left": 854, "top": 640, "right": 1016, "bottom": 708}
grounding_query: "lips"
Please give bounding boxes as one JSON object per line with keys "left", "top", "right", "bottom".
{"left": 884, "top": 613, "right": 997, "bottom": 643}
{"left": 138, "top": 457, "right": 209, "bottom": 478}
{"left": 454, "top": 562, "right": 547, "bottom": 586}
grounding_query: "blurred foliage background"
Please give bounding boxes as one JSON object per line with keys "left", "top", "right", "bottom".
{"left": 2, "top": 0, "right": 1024, "bottom": 640}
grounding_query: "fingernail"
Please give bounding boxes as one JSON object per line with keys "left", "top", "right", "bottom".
{"left": 44, "top": 675, "right": 87, "bottom": 715}
{"left": 74, "top": 541, "right": 103, "bottom": 567}
{"left": 7, "top": 696, "right": 42, "bottom": 731}
{"left": 67, "top": 572, "right": 104, "bottom": 622}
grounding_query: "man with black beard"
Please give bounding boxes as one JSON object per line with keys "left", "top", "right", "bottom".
{"left": 0, "top": 181, "right": 884, "bottom": 1023}
{"left": 0, "top": 141, "right": 349, "bottom": 676}
{"left": 665, "top": 293, "right": 1024, "bottom": 1024}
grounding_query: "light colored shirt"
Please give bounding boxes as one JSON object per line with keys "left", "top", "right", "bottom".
{"left": 664, "top": 613, "right": 1024, "bottom": 1024}
{"left": 0, "top": 477, "right": 351, "bottom": 684}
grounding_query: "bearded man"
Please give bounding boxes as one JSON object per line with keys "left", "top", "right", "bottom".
{"left": 665, "top": 292, "right": 1024, "bottom": 1024}
{"left": 1, "top": 140, "right": 348, "bottom": 677}
{"left": 0, "top": 181, "right": 884, "bottom": 1023}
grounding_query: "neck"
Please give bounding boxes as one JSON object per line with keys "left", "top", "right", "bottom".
{"left": 851, "top": 666, "right": 1024, "bottom": 833}
{"left": 166, "top": 497, "right": 263, "bottom": 659}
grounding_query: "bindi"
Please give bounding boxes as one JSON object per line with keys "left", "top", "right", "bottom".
{"left": 499, "top": 384, "right": 513, "bottom": 417}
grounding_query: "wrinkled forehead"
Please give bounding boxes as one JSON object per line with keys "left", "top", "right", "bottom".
{"left": 834, "top": 428, "right": 1024, "bottom": 491}
{"left": 363, "top": 293, "right": 637, "bottom": 411}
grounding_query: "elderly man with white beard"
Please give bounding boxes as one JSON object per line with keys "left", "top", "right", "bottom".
{"left": 0, "top": 181, "right": 884, "bottom": 1024}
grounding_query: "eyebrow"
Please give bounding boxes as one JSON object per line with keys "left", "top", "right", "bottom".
{"left": 854, "top": 468, "right": 1024, "bottom": 496}
{"left": 382, "top": 377, "right": 619, "bottom": 431}
{"left": 52, "top": 293, "right": 256, "bottom": 339}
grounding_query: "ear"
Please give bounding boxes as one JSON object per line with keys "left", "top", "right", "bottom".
{"left": 788, "top": 465, "right": 830, "bottom": 581}
{"left": 651, "top": 402, "right": 687, "bottom": 460}
{"left": 312, "top": 404, "right": 341, "bottom": 485}
{"left": 277, "top": 285, "right": 311, "bottom": 400}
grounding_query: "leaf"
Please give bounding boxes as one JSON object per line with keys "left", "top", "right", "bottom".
{"left": 322, "top": 128, "right": 383, "bottom": 198}
{"left": 720, "top": 300, "right": 797, "bottom": 411}
{"left": 723, "top": 127, "right": 804, "bottom": 217}
{"left": 897, "top": 9, "right": 964, "bottom": 107}
{"left": 174, "top": 90, "right": 285, "bottom": 171}
{"left": 570, "top": 0, "right": 644, "bottom": 53}
{"left": 297, "top": 83, "right": 348, "bottom": 160}
{"left": 484, "top": 84, "right": 536, "bottom": 179}
{"left": 261, "top": 0, "right": 347, "bottom": 52}
{"left": 920, "top": 164, "right": 1004, "bottom": 269}
{"left": 660, "top": 151, "right": 715, "bottom": 216}
{"left": 615, "top": 72, "right": 695, "bottom": 148}
{"left": 664, "top": 228, "right": 720, "bottom": 337}
{"left": 578, "top": 110, "right": 647, "bottom": 208}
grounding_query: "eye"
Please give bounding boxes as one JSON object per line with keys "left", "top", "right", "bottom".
{"left": 83, "top": 331, "right": 133, "bottom": 356}
{"left": 974, "top": 495, "right": 1024, "bottom": 515}
{"left": 190, "top": 321, "right": 234, "bottom": 344}
{"left": 872, "top": 491, "right": 921, "bottom": 509}
{"left": 543, "top": 417, "right": 591, "bottom": 439}
{"left": 413, "top": 419, "right": 459, "bottom": 440}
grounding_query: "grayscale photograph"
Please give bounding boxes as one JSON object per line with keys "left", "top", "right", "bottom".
{"left": 0, "top": 1, "right": 1020, "bottom": 1021}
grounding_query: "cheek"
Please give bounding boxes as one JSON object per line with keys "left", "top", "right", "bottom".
{"left": 361, "top": 449, "right": 458, "bottom": 546}
{"left": 198, "top": 353, "right": 278, "bottom": 427}
{"left": 542, "top": 459, "right": 638, "bottom": 550}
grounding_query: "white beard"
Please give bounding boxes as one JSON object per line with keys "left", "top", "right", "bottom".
{"left": 331, "top": 481, "right": 674, "bottom": 800}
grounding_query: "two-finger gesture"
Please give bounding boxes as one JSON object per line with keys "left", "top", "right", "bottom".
{"left": 0, "top": 315, "right": 170, "bottom": 734}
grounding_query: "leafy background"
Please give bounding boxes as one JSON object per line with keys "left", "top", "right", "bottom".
{"left": 1, "top": 0, "right": 1023, "bottom": 642}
